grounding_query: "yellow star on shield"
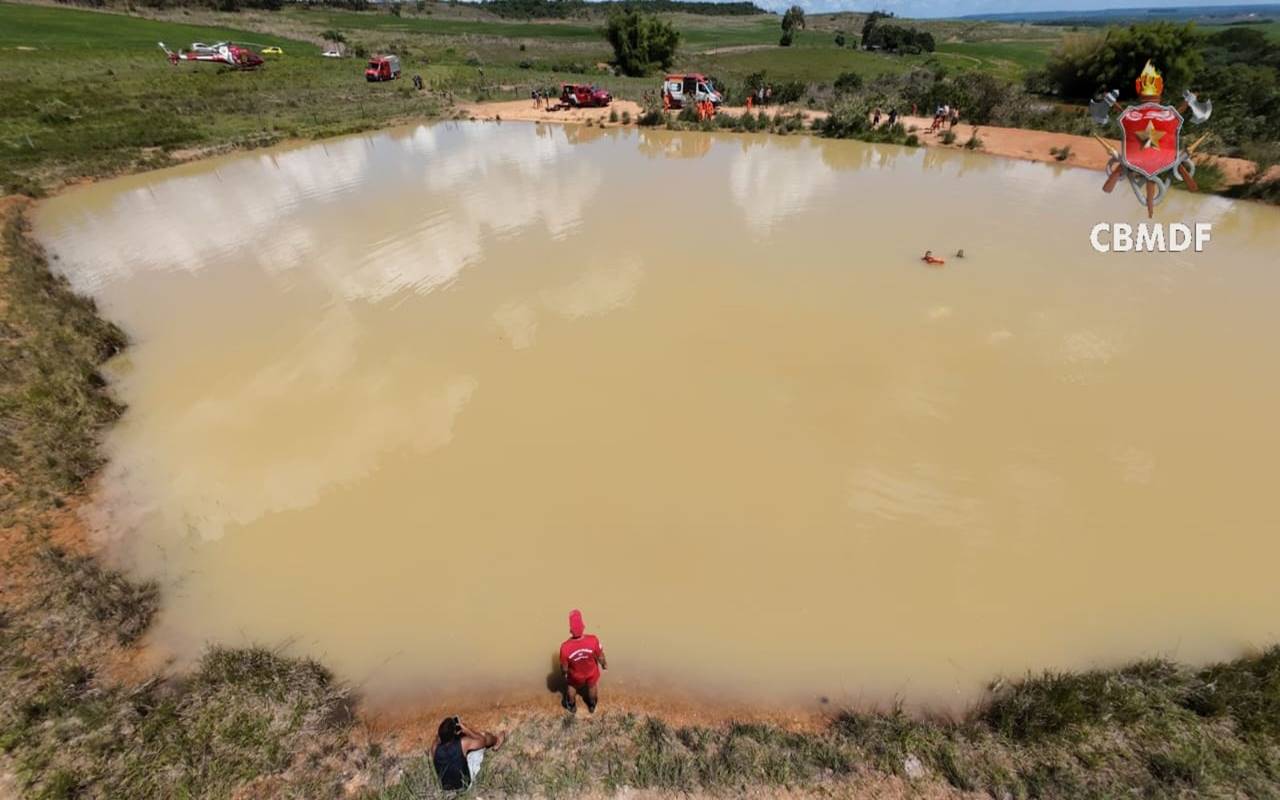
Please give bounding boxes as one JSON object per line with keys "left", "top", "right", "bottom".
{"left": 1135, "top": 120, "right": 1166, "bottom": 149}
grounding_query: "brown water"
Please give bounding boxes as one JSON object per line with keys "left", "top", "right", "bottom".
{"left": 35, "top": 122, "right": 1280, "bottom": 709}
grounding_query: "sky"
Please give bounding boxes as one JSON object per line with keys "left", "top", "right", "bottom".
{"left": 744, "top": 0, "right": 1275, "bottom": 17}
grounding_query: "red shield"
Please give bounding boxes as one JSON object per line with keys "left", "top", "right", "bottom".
{"left": 1119, "top": 102, "right": 1183, "bottom": 180}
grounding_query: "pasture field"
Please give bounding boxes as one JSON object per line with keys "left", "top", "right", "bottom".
{"left": 0, "top": 2, "right": 437, "bottom": 190}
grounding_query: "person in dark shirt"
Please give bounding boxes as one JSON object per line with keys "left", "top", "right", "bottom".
{"left": 430, "top": 716, "right": 505, "bottom": 791}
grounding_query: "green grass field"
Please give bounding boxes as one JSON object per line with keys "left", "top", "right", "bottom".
{"left": 0, "top": 1, "right": 305, "bottom": 53}
{"left": 280, "top": 6, "right": 831, "bottom": 50}
{"left": 1201, "top": 20, "right": 1280, "bottom": 40}
{"left": 936, "top": 39, "right": 1055, "bottom": 77}
{"left": 695, "top": 45, "right": 938, "bottom": 83}
{"left": 0, "top": 2, "right": 444, "bottom": 190}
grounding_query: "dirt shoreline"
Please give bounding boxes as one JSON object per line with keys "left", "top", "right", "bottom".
{"left": 458, "top": 99, "right": 1268, "bottom": 186}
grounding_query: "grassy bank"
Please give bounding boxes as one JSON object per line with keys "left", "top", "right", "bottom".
{"left": 3, "top": 195, "right": 1280, "bottom": 798}
{"left": 350, "top": 652, "right": 1280, "bottom": 798}
{"left": 0, "top": 201, "right": 359, "bottom": 798}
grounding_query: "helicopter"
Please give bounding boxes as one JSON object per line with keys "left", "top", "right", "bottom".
{"left": 158, "top": 41, "right": 265, "bottom": 70}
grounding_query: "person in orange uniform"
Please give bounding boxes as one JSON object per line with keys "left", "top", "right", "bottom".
{"left": 559, "top": 609, "right": 607, "bottom": 714}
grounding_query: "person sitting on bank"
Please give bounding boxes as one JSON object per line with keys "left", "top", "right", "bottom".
{"left": 559, "top": 608, "right": 607, "bottom": 713}
{"left": 430, "top": 716, "right": 505, "bottom": 791}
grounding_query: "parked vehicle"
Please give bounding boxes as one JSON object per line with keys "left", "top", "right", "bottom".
{"left": 365, "top": 55, "right": 401, "bottom": 82}
{"left": 559, "top": 83, "right": 612, "bottom": 108}
{"left": 662, "top": 73, "right": 722, "bottom": 109}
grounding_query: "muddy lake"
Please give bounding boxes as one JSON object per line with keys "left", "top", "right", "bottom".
{"left": 35, "top": 121, "right": 1280, "bottom": 709}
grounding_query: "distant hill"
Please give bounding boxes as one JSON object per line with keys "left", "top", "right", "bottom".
{"left": 961, "top": 3, "right": 1279, "bottom": 26}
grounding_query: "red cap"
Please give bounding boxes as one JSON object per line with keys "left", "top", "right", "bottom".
{"left": 569, "top": 609, "right": 585, "bottom": 637}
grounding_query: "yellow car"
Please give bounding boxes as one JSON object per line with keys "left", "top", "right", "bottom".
{"left": 261, "top": 46, "right": 283, "bottom": 56}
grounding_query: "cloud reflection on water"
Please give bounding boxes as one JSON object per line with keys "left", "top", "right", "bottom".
{"left": 45, "top": 122, "right": 603, "bottom": 303}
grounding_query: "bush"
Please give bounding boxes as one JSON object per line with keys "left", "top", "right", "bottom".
{"left": 834, "top": 32, "right": 846, "bottom": 47}
{"left": 636, "top": 107, "right": 666, "bottom": 126}
{"left": 833, "top": 71, "right": 862, "bottom": 96}
{"left": 965, "top": 129, "right": 982, "bottom": 149}
{"left": 771, "top": 80, "right": 806, "bottom": 105}
{"left": 621, "top": 109, "right": 631, "bottom": 124}
{"left": 604, "top": 10, "right": 679, "bottom": 77}
{"left": 940, "top": 129, "right": 957, "bottom": 144}
{"left": 609, "top": 108, "right": 619, "bottom": 123}
{"left": 779, "top": 30, "right": 793, "bottom": 47}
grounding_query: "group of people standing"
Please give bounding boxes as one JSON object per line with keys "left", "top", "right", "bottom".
{"left": 429, "top": 609, "right": 608, "bottom": 791}
{"left": 929, "top": 103, "right": 961, "bottom": 133}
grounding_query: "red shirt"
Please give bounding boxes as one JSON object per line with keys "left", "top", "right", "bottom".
{"left": 559, "top": 634, "right": 603, "bottom": 685}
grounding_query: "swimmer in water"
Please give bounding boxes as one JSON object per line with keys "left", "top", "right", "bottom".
{"left": 921, "top": 250, "right": 945, "bottom": 265}
{"left": 955, "top": 249, "right": 965, "bottom": 259}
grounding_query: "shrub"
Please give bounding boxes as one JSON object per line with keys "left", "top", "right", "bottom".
{"left": 833, "top": 71, "right": 862, "bottom": 96}
{"left": 637, "top": 107, "right": 665, "bottom": 126}
{"left": 621, "top": 109, "right": 631, "bottom": 124}
{"left": 965, "top": 129, "right": 982, "bottom": 149}
{"left": 834, "top": 32, "right": 846, "bottom": 47}
{"left": 771, "top": 80, "right": 806, "bottom": 105}
{"left": 609, "top": 108, "right": 619, "bottom": 123}
{"left": 940, "top": 129, "right": 957, "bottom": 144}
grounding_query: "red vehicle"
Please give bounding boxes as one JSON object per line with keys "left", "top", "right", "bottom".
{"left": 365, "top": 55, "right": 402, "bottom": 82}
{"left": 559, "top": 83, "right": 612, "bottom": 108}
{"left": 158, "top": 41, "right": 264, "bottom": 70}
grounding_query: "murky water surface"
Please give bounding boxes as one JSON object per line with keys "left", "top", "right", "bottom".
{"left": 35, "top": 122, "right": 1280, "bottom": 707}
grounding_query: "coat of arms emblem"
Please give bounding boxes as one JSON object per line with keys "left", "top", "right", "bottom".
{"left": 1090, "top": 61, "right": 1213, "bottom": 217}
